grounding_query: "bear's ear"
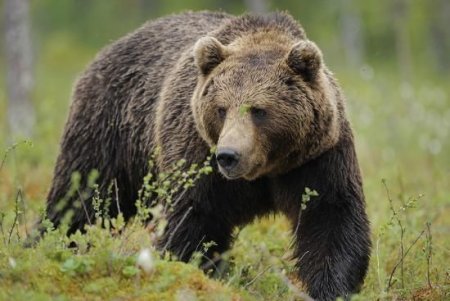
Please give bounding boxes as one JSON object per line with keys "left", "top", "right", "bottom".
{"left": 286, "top": 40, "right": 323, "bottom": 82}
{"left": 194, "top": 36, "right": 230, "bottom": 75}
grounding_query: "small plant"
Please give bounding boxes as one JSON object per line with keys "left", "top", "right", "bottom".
{"left": 239, "top": 104, "right": 251, "bottom": 116}
{"left": 301, "top": 187, "right": 319, "bottom": 211}
{"left": 292, "top": 187, "right": 318, "bottom": 238}
{"left": 61, "top": 256, "right": 94, "bottom": 276}
{"left": 135, "top": 150, "right": 214, "bottom": 246}
{"left": 122, "top": 264, "right": 140, "bottom": 278}
{"left": 375, "top": 179, "right": 436, "bottom": 299}
{"left": 0, "top": 140, "right": 33, "bottom": 174}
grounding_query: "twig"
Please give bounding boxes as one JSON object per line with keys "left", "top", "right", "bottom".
{"left": 383, "top": 179, "right": 405, "bottom": 288}
{"left": 14, "top": 189, "right": 23, "bottom": 241}
{"left": 113, "top": 179, "right": 121, "bottom": 215}
{"left": 192, "top": 235, "right": 206, "bottom": 255}
{"left": 0, "top": 146, "right": 11, "bottom": 172}
{"left": 19, "top": 188, "right": 29, "bottom": 237}
{"left": 8, "top": 189, "right": 22, "bottom": 243}
{"left": 179, "top": 241, "right": 192, "bottom": 262}
{"left": 162, "top": 206, "right": 193, "bottom": 252}
{"left": 77, "top": 189, "right": 92, "bottom": 226}
{"left": 169, "top": 188, "right": 189, "bottom": 212}
{"left": 0, "top": 212, "right": 6, "bottom": 244}
{"left": 399, "top": 222, "right": 405, "bottom": 288}
{"left": 0, "top": 140, "right": 32, "bottom": 173}
{"left": 199, "top": 253, "right": 219, "bottom": 272}
{"left": 244, "top": 265, "right": 274, "bottom": 288}
{"left": 387, "top": 229, "right": 425, "bottom": 290}
{"left": 293, "top": 205, "right": 303, "bottom": 242}
{"left": 425, "top": 222, "right": 433, "bottom": 289}
{"left": 376, "top": 238, "right": 383, "bottom": 294}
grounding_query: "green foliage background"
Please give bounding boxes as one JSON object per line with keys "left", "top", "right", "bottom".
{"left": 0, "top": 1, "right": 449, "bottom": 300}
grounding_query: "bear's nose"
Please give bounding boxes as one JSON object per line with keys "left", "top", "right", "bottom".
{"left": 216, "top": 148, "right": 240, "bottom": 171}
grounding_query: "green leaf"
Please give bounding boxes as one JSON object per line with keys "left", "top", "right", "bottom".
{"left": 239, "top": 104, "right": 251, "bottom": 116}
{"left": 122, "top": 265, "right": 140, "bottom": 278}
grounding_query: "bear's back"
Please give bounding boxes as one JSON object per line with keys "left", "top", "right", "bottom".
{"left": 88, "top": 11, "right": 233, "bottom": 82}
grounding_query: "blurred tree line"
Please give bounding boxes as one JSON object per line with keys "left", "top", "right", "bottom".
{"left": 2, "top": 0, "right": 449, "bottom": 137}
{"left": 26, "top": 0, "right": 449, "bottom": 72}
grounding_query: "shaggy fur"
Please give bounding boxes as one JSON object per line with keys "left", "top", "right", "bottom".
{"left": 45, "top": 11, "right": 371, "bottom": 301}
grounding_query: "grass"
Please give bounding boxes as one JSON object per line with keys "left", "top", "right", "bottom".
{"left": 0, "top": 33, "right": 449, "bottom": 300}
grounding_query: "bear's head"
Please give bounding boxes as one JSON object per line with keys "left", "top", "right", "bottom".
{"left": 191, "top": 34, "right": 340, "bottom": 180}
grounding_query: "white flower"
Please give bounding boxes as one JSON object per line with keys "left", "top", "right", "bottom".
{"left": 137, "top": 248, "right": 154, "bottom": 274}
{"left": 8, "top": 257, "right": 16, "bottom": 269}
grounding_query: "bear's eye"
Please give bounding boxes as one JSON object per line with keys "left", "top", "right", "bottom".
{"left": 284, "top": 78, "right": 297, "bottom": 88}
{"left": 250, "top": 107, "right": 267, "bottom": 121}
{"left": 217, "top": 107, "right": 227, "bottom": 119}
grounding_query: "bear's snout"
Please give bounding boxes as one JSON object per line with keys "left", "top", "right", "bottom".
{"left": 216, "top": 148, "right": 240, "bottom": 171}
{"left": 216, "top": 116, "right": 260, "bottom": 179}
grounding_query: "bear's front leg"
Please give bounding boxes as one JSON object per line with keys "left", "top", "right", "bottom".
{"left": 292, "top": 194, "right": 370, "bottom": 301}
{"left": 157, "top": 174, "right": 272, "bottom": 274}
{"left": 158, "top": 197, "right": 234, "bottom": 272}
{"left": 276, "top": 136, "right": 371, "bottom": 300}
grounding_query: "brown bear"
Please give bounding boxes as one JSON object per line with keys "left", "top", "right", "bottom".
{"left": 45, "top": 11, "right": 371, "bottom": 301}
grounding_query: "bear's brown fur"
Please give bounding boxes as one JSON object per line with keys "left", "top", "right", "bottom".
{"left": 45, "top": 11, "right": 371, "bottom": 301}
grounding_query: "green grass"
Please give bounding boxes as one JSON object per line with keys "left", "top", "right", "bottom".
{"left": 0, "top": 34, "right": 449, "bottom": 300}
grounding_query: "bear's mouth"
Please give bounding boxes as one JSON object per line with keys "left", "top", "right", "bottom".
{"left": 218, "top": 163, "right": 262, "bottom": 181}
{"left": 217, "top": 167, "right": 243, "bottom": 180}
